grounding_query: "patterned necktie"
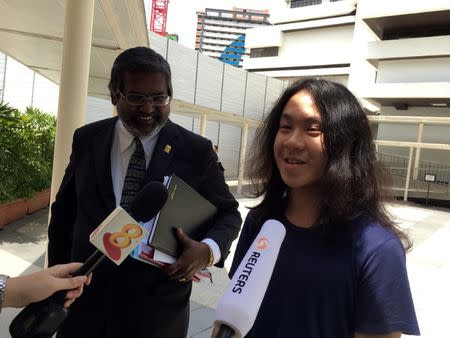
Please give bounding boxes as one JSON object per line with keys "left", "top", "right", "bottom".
{"left": 120, "top": 136, "right": 146, "bottom": 212}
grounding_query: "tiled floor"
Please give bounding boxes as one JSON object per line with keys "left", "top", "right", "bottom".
{"left": 1, "top": 198, "right": 449, "bottom": 337}
{"left": 388, "top": 204, "right": 450, "bottom": 338}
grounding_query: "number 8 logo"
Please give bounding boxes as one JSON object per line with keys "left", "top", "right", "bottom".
{"left": 109, "top": 224, "right": 143, "bottom": 249}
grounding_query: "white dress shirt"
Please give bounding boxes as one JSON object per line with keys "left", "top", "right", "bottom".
{"left": 110, "top": 119, "right": 221, "bottom": 264}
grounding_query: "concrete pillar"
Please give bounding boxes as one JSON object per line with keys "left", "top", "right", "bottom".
{"left": 200, "top": 113, "right": 207, "bottom": 137}
{"left": 51, "top": 0, "right": 95, "bottom": 203}
{"left": 413, "top": 123, "right": 424, "bottom": 180}
{"left": 30, "top": 72, "right": 36, "bottom": 107}
{"left": 237, "top": 123, "right": 249, "bottom": 195}
{"left": 404, "top": 146, "right": 414, "bottom": 201}
{"left": 347, "top": 0, "right": 377, "bottom": 96}
{"left": 0, "top": 54, "right": 7, "bottom": 102}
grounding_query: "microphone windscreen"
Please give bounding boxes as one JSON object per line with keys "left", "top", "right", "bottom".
{"left": 130, "top": 181, "right": 168, "bottom": 222}
{"left": 214, "top": 219, "right": 286, "bottom": 338}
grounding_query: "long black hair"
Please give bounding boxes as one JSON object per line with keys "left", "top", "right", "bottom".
{"left": 247, "top": 78, "right": 411, "bottom": 250}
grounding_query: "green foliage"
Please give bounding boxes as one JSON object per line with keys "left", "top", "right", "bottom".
{"left": 0, "top": 102, "right": 56, "bottom": 203}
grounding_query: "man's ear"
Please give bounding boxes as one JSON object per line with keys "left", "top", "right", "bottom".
{"left": 111, "top": 92, "right": 119, "bottom": 106}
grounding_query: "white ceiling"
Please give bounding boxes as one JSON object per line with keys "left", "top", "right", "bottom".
{"left": 0, "top": 0, "right": 149, "bottom": 99}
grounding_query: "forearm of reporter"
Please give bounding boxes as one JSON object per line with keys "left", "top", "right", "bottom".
{"left": 3, "top": 263, "right": 90, "bottom": 308}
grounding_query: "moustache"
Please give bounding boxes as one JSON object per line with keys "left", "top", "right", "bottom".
{"left": 135, "top": 111, "right": 161, "bottom": 120}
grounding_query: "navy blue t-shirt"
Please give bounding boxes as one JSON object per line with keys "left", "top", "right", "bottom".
{"left": 229, "top": 211, "right": 420, "bottom": 338}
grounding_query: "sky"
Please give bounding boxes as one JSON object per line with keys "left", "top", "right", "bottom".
{"left": 147, "top": 0, "right": 283, "bottom": 48}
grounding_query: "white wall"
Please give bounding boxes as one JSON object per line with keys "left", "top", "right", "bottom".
{"left": 0, "top": 52, "right": 112, "bottom": 123}
{"left": 217, "top": 124, "right": 242, "bottom": 178}
{"left": 170, "top": 113, "right": 245, "bottom": 179}
{"left": 380, "top": 106, "right": 450, "bottom": 118}
{"left": 280, "top": 25, "right": 354, "bottom": 65}
{"left": 245, "top": 26, "right": 282, "bottom": 48}
{"left": 377, "top": 58, "right": 450, "bottom": 83}
{"left": 170, "top": 113, "right": 194, "bottom": 131}
{"left": 357, "top": 0, "right": 450, "bottom": 19}
{"left": 245, "top": 24, "right": 354, "bottom": 70}
{"left": 367, "top": 36, "right": 450, "bottom": 64}
{"left": 85, "top": 96, "right": 113, "bottom": 124}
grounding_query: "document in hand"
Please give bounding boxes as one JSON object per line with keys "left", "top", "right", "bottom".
{"left": 150, "top": 174, "right": 218, "bottom": 257}
{"left": 131, "top": 174, "right": 218, "bottom": 262}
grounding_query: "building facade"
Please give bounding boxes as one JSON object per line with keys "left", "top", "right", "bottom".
{"left": 243, "top": 0, "right": 355, "bottom": 84}
{"left": 195, "top": 7, "right": 270, "bottom": 67}
{"left": 243, "top": 0, "right": 450, "bottom": 202}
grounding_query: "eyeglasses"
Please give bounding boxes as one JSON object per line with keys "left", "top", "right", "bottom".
{"left": 119, "top": 92, "right": 171, "bottom": 107}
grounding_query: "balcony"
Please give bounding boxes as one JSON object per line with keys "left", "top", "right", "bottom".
{"left": 366, "top": 36, "right": 450, "bottom": 67}
{"left": 360, "top": 82, "right": 450, "bottom": 107}
{"left": 359, "top": 0, "right": 450, "bottom": 39}
{"left": 270, "top": 0, "right": 356, "bottom": 25}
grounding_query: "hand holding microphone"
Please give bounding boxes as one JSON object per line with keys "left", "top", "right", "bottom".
{"left": 2, "top": 263, "right": 91, "bottom": 309}
{"left": 9, "top": 181, "right": 168, "bottom": 338}
{"left": 213, "top": 219, "right": 286, "bottom": 338}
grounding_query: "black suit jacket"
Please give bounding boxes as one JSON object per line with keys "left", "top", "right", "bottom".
{"left": 48, "top": 117, "right": 241, "bottom": 338}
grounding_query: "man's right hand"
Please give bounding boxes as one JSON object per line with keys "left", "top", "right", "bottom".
{"left": 165, "top": 228, "right": 210, "bottom": 282}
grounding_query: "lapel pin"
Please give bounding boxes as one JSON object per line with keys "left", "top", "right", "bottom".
{"left": 164, "top": 145, "right": 172, "bottom": 154}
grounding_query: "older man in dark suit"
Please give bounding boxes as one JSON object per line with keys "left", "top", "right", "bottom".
{"left": 47, "top": 47, "right": 242, "bottom": 338}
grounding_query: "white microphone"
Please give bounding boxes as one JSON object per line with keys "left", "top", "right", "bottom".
{"left": 214, "top": 219, "right": 286, "bottom": 338}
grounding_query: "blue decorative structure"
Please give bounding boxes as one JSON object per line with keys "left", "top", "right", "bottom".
{"left": 219, "top": 35, "right": 246, "bottom": 67}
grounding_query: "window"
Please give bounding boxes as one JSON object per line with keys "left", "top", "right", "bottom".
{"left": 290, "top": 0, "right": 322, "bottom": 8}
{"left": 250, "top": 47, "right": 279, "bottom": 58}
{"left": 290, "top": 0, "right": 343, "bottom": 7}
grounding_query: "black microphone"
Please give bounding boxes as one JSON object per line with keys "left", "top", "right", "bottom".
{"left": 72, "top": 181, "right": 170, "bottom": 276}
{"left": 9, "top": 181, "right": 168, "bottom": 338}
{"left": 214, "top": 219, "right": 286, "bottom": 338}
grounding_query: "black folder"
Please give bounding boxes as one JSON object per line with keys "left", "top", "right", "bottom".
{"left": 147, "top": 174, "right": 218, "bottom": 257}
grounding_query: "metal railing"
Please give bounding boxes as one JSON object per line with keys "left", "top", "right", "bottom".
{"left": 377, "top": 152, "right": 450, "bottom": 201}
{"left": 377, "top": 152, "right": 450, "bottom": 185}
{"left": 377, "top": 152, "right": 409, "bottom": 178}
{"left": 417, "top": 160, "right": 450, "bottom": 185}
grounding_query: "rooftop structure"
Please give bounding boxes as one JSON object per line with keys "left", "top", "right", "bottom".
{"left": 195, "top": 7, "right": 270, "bottom": 67}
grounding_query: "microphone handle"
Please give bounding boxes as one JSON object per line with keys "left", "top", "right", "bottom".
{"left": 9, "top": 290, "right": 68, "bottom": 338}
{"left": 73, "top": 249, "right": 106, "bottom": 276}
{"left": 9, "top": 250, "right": 106, "bottom": 338}
{"left": 217, "top": 325, "right": 235, "bottom": 338}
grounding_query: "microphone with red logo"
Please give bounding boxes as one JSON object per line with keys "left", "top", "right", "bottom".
{"left": 214, "top": 219, "right": 286, "bottom": 338}
{"left": 9, "top": 181, "right": 168, "bottom": 338}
